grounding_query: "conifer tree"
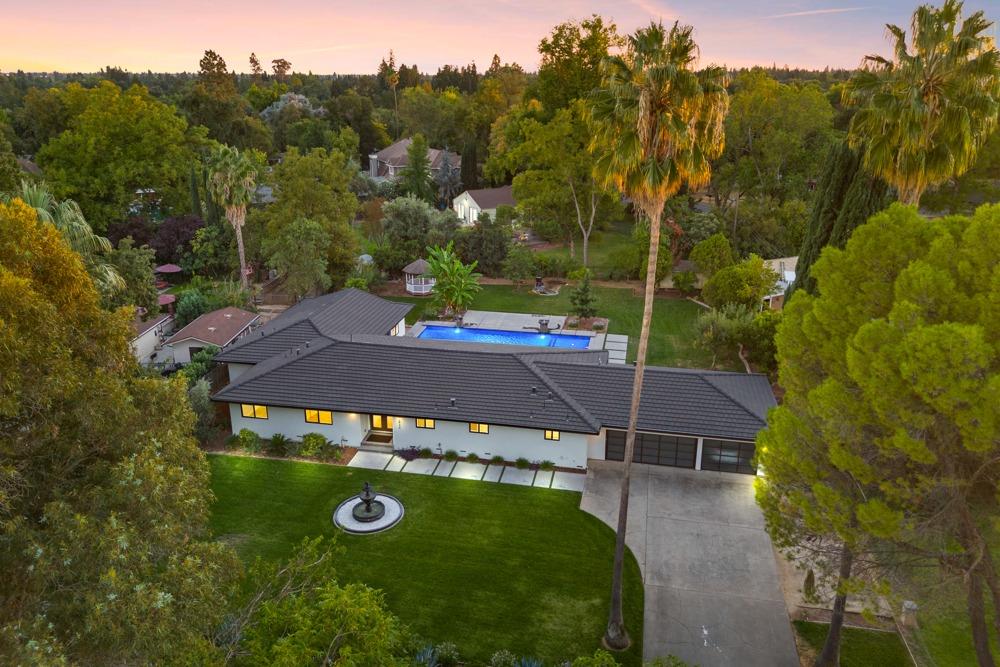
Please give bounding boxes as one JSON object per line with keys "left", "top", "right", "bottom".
{"left": 570, "top": 269, "right": 597, "bottom": 319}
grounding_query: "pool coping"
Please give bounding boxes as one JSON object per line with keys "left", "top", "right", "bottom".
{"left": 409, "top": 310, "right": 607, "bottom": 353}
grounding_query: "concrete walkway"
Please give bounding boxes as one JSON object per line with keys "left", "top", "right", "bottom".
{"left": 603, "top": 333, "right": 629, "bottom": 364}
{"left": 347, "top": 450, "right": 586, "bottom": 492}
{"left": 581, "top": 462, "right": 798, "bottom": 667}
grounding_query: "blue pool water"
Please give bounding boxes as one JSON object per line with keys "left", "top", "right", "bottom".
{"left": 418, "top": 325, "right": 592, "bottom": 349}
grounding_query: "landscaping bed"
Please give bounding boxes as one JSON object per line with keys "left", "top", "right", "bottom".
{"left": 209, "top": 455, "right": 644, "bottom": 665}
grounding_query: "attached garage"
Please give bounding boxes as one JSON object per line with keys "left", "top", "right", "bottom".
{"left": 605, "top": 430, "right": 698, "bottom": 469}
{"left": 604, "top": 430, "right": 758, "bottom": 475}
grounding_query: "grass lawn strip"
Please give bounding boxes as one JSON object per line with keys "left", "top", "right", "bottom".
{"left": 793, "top": 620, "right": 913, "bottom": 667}
{"left": 209, "top": 454, "right": 644, "bottom": 665}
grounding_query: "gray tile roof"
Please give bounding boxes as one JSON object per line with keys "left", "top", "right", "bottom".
{"left": 215, "top": 289, "right": 411, "bottom": 364}
{"left": 536, "top": 362, "right": 774, "bottom": 442}
{"left": 214, "top": 336, "right": 604, "bottom": 433}
{"left": 213, "top": 324, "right": 775, "bottom": 441}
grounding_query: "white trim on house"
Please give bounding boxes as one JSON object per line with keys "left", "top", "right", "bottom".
{"left": 130, "top": 314, "right": 174, "bottom": 365}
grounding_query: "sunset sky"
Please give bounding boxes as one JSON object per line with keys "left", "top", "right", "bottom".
{"left": 2, "top": 1, "right": 996, "bottom": 74}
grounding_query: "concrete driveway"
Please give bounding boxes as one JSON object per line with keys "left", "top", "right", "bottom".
{"left": 581, "top": 462, "right": 799, "bottom": 667}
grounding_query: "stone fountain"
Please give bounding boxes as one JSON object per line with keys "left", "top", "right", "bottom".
{"left": 333, "top": 481, "right": 404, "bottom": 534}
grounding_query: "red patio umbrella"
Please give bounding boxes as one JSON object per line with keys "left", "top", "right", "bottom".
{"left": 158, "top": 293, "right": 177, "bottom": 315}
{"left": 154, "top": 263, "right": 183, "bottom": 274}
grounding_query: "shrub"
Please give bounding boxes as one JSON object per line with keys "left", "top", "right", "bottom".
{"left": 434, "top": 642, "right": 460, "bottom": 667}
{"left": 237, "top": 428, "right": 262, "bottom": 453}
{"left": 672, "top": 270, "right": 697, "bottom": 294}
{"left": 490, "top": 455, "right": 505, "bottom": 465}
{"left": 284, "top": 438, "right": 303, "bottom": 458}
{"left": 803, "top": 568, "right": 817, "bottom": 603}
{"left": 188, "top": 378, "right": 216, "bottom": 442}
{"left": 396, "top": 447, "right": 421, "bottom": 461}
{"left": 689, "top": 232, "right": 735, "bottom": 278}
{"left": 300, "top": 432, "right": 328, "bottom": 457}
{"left": 466, "top": 452, "right": 479, "bottom": 464}
{"left": 592, "top": 321, "right": 606, "bottom": 331}
{"left": 515, "top": 457, "right": 530, "bottom": 470}
{"left": 224, "top": 433, "right": 240, "bottom": 450}
{"left": 701, "top": 254, "right": 779, "bottom": 309}
{"left": 490, "top": 649, "right": 518, "bottom": 667}
{"left": 317, "top": 443, "right": 343, "bottom": 463}
{"left": 443, "top": 449, "right": 459, "bottom": 462}
{"left": 540, "top": 460, "right": 555, "bottom": 471}
{"left": 607, "top": 245, "right": 641, "bottom": 280}
{"left": 418, "top": 447, "right": 433, "bottom": 459}
{"left": 268, "top": 433, "right": 289, "bottom": 456}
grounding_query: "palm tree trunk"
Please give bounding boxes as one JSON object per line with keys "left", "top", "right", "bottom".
{"left": 231, "top": 208, "right": 249, "bottom": 291}
{"left": 815, "top": 544, "right": 853, "bottom": 667}
{"left": 604, "top": 199, "right": 664, "bottom": 650}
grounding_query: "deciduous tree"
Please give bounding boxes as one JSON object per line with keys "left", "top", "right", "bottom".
{"left": 265, "top": 217, "right": 332, "bottom": 298}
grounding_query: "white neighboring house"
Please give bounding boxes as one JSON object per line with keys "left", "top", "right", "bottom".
{"left": 452, "top": 185, "right": 515, "bottom": 226}
{"left": 130, "top": 312, "right": 174, "bottom": 365}
{"left": 763, "top": 256, "right": 798, "bottom": 310}
{"left": 166, "top": 306, "right": 260, "bottom": 364}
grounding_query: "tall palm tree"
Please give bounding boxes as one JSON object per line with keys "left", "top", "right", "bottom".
{"left": 206, "top": 145, "right": 259, "bottom": 290}
{"left": 589, "top": 21, "right": 728, "bottom": 650}
{"left": 846, "top": 0, "right": 1000, "bottom": 206}
{"left": 4, "top": 180, "right": 124, "bottom": 294}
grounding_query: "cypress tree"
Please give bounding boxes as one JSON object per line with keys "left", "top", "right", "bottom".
{"left": 189, "top": 164, "right": 203, "bottom": 219}
{"left": 570, "top": 270, "right": 597, "bottom": 319}
{"left": 791, "top": 140, "right": 891, "bottom": 295}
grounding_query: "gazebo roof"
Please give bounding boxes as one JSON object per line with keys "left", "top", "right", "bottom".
{"left": 155, "top": 263, "right": 183, "bottom": 274}
{"left": 402, "top": 258, "right": 431, "bottom": 276}
{"left": 158, "top": 293, "right": 177, "bottom": 306}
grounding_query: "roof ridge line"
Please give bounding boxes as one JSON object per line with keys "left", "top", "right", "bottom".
{"left": 518, "top": 356, "right": 601, "bottom": 432}
{"left": 213, "top": 336, "right": 335, "bottom": 398}
{"left": 700, "top": 374, "right": 769, "bottom": 426}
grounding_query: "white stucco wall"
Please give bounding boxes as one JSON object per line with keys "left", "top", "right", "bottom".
{"left": 586, "top": 429, "right": 607, "bottom": 461}
{"left": 391, "top": 317, "right": 406, "bottom": 336}
{"left": 228, "top": 405, "right": 369, "bottom": 445}
{"left": 227, "top": 363, "right": 253, "bottom": 381}
{"left": 131, "top": 316, "right": 174, "bottom": 365}
{"left": 391, "top": 416, "right": 589, "bottom": 468}
{"left": 169, "top": 339, "right": 209, "bottom": 365}
{"left": 452, "top": 192, "right": 479, "bottom": 226}
{"left": 226, "top": 405, "right": 591, "bottom": 468}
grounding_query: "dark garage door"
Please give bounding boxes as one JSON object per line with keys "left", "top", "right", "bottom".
{"left": 605, "top": 430, "right": 697, "bottom": 468}
{"left": 701, "top": 439, "right": 757, "bottom": 475}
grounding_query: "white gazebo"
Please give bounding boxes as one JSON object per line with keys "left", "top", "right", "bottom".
{"left": 403, "top": 258, "right": 435, "bottom": 296}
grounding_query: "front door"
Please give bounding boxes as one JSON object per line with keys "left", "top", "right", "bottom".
{"left": 369, "top": 414, "right": 394, "bottom": 432}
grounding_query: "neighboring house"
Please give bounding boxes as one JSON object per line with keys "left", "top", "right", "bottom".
{"left": 212, "top": 290, "right": 774, "bottom": 474}
{"left": 453, "top": 185, "right": 515, "bottom": 226}
{"left": 367, "top": 138, "right": 461, "bottom": 182}
{"left": 763, "top": 256, "right": 797, "bottom": 310}
{"left": 131, "top": 312, "right": 174, "bottom": 365}
{"left": 402, "top": 258, "right": 434, "bottom": 296}
{"left": 166, "top": 306, "right": 260, "bottom": 364}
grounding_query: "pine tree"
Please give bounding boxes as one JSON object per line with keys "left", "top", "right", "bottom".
{"left": 792, "top": 139, "right": 890, "bottom": 295}
{"left": 570, "top": 270, "right": 597, "bottom": 318}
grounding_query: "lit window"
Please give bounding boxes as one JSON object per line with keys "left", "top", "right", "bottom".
{"left": 305, "top": 409, "right": 333, "bottom": 425}
{"left": 544, "top": 430, "right": 560, "bottom": 441}
{"left": 390, "top": 323, "right": 402, "bottom": 336}
{"left": 469, "top": 422, "right": 489, "bottom": 434}
{"left": 241, "top": 404, "right": 268, "bottom": 419}
{"left": 416, "top": 418, "right": 436, "bottom": 429}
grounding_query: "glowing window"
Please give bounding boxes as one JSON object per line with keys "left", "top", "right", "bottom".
{"left": 416, "top": 418, "right": 436, "bottom": 429}
{"left": 241, "top": 404, "right": 268, "bottom": 419}
{"left": 469, "top": 422, "right": 489, "bottom": 434}
{"left": 544, "top": 430, "right": 560, "bottom": 441}
{"left": 305, "top": 409, "right": 333, "bottom": 425}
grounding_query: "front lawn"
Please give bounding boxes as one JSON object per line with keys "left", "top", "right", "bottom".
{"left": 389, "top": 284, "right": 718, "bottom": 369}
{"left": 794, "top": 621, "right": 913, "bottom": 666}
{"left": 209, "top": 455, "right": 644, "bottom": 665}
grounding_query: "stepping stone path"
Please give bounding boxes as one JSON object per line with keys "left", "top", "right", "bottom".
{"left": 348, "top": 450, "right": 588, "bottom": 492}
{"left": 603, "top": 334, "right": 629, "bottom": 364}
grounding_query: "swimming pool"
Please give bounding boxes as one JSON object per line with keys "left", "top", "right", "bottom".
{"left": 417, "top": 325, "right": 592, "bottom": 349}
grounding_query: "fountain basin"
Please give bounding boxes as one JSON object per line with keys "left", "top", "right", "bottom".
{"left": 333, "top": 493, "right": 403, "bottom": 534}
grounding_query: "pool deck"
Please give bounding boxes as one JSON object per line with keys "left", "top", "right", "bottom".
{"left": 410, "top": 310, "right": 606, "bottom": 353}
{"left": 409, "top": 310, "right": 632, "bottom": 363}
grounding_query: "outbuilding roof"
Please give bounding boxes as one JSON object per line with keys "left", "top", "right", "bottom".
{"left": 462, "top": 185, "right": 515, "bottom": 210}
{"left": 402, "top": 258, "right": 431, "bottom": 276}
{"left": 214, "top": 289, "right": 412, "bottom": 364}
{"left": 166, "top": 307, "right": 259, "bottom": 347}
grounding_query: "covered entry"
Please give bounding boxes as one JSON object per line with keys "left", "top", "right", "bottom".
{"left": 605, "top": 430, "right": 697, "bottom": 469}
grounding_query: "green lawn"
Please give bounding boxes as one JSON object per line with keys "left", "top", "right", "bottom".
{"left": 906, "top": 567, "right": 1000, "bottom": 665}
{"left": 209, "top": 455, "right": 644, "bottom": 665}
{"left": 794, "top": 621, "right": 913, "bottom": 666}
{"left": 388, "top": 284, "right": 719, "bottom": 369}
{"left": 532, "top": 220, "right": 635, "bottom": 279}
